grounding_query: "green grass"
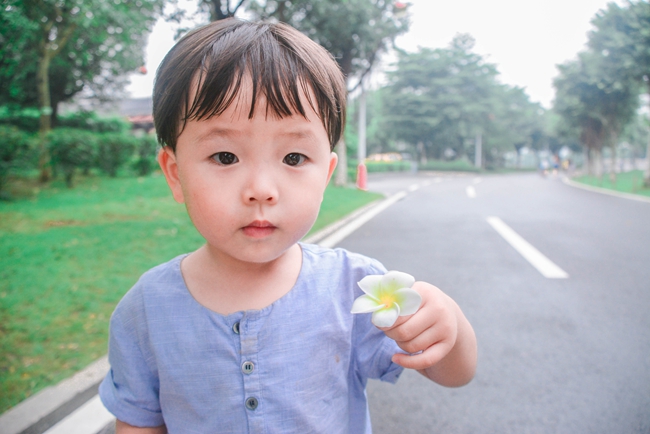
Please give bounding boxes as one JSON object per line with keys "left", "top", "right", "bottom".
{"left": 0, "top": 174, "right": 381, "bottom": 413}
{"left": 574, "top": 170, "right": 650, "bottom": 198}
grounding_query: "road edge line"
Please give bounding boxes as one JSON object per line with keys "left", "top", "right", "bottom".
{"left": 317, "top": 191, "right": 407, "bottom": 248}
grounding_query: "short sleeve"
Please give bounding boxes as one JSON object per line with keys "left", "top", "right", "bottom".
{"left": 99, "top": 287, "right": 165, "bottom": 427}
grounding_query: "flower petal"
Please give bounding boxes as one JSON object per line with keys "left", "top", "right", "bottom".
{"left": 381, "top": 270, "right": 415, "bottom": 292}
{"left": 351, "top": 294, "right": 384, "bottom": 314}
{"left": 371, "top": 302, "right": 401, "bottom": 328}
{"left": 393, "top": 287, "right": 422, "bottom": 316}
{"left": 357, "top": 275, "right": 383, "bottom": 297}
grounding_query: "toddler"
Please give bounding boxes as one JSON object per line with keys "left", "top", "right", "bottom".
{"left": 99, "top": 18, "right": 477, "bottom": 434}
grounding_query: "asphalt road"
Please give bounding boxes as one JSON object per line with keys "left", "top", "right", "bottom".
{"left": 340, "top": 172, "right": 650, "bottom": 434}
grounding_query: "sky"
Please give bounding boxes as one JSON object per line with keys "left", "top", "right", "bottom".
{"left": 126, "top": 0, "right": 616, "bottom": 108}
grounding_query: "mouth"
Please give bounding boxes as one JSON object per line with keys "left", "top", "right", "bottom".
{"left": 242, "top": 220, "right": 277, "bottom": 238}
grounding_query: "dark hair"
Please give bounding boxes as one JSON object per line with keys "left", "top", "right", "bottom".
{"left": 153, "top": 18, "right": 347, "bottom": 151}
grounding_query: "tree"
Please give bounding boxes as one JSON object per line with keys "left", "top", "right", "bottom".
{"left": 380, "top": 35, "right": 543, "bottom": 167}
{"left": 249, "top": 0, "right": 409, "bottom": 184}
{"left": 199, "top": 0, "right": 247, "bottom": 21}
{"left": 553, "top": 51, "right": 639, "bottom": 178}
{"left": 0, "top": 0, "right": 165, "bottom": 181}
{"left": 588, "top": 0, "right": 650, "bottom": 184}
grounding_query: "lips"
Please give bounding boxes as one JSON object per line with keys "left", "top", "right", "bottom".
{"left": 242, "top": 220, "right": 276, "bottom": 238}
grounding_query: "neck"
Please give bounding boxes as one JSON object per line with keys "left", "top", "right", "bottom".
{"left": 181, "top": 243, "right": 303, "bottom": 314}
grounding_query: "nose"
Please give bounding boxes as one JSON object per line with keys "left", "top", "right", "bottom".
{"left": 242, "top": 166, "right": 278, "bottom": 205}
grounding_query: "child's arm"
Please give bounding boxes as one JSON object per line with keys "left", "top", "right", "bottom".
{"left": 380, "top": 282, "right": 477, "bottom": 387}
{"left": 116, "top": 420, "right": 167, "bottom": 434}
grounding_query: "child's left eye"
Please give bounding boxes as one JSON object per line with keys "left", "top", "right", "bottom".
{"left": 283, "top": 153, "right": 307, "bottom": 166}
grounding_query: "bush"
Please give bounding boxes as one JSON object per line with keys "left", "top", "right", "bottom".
{"left": 0, "top": 125, "right": 32, "bottom": 193}
{"left": 96, "top": 133, "right": 137, "bottom": 177}
{"left": 48, "top": 128, "right": 97, "bottom": 187}
{"left": 0, "top": 106, "right": 132, "bottom": 134}
{"left": 365, "top": 161, "right": 411, "bottom": 173}
{"left": 58, "top": 111, "right": 131, "bottom": 134}
{"left": 0, "top": 107, "right": 40, "bottom": 133}
{"left": 132, "top": 135, "right": 160, "bottom": 176}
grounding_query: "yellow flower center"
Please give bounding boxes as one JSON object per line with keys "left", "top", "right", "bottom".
{"left": 379, "top": 294, "right": 396, "bottom": 309}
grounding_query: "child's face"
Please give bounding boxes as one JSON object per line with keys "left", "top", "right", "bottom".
{"left": 159, "top": 83, "right": 338, "bottom": 265}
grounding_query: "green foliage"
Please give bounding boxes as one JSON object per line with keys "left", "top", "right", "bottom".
{"left": 250, "top": 0, "right": 409, "bottom": 79}
{"left": 0, "top": 107, "right": 41, "bottom": 133}
{"left": 0, "top": 107, "right": 131, "bottom": 135}
{"left": 0, "top": 0, "right": 165, "bottom": 118}
{"left": 553, "top": 0, "right": 648, "bottom": 177}
{"left": 47, "top": 129, "right": 97, "bottom": 187}
{"left": 380, "top": 36, "right": 545, "bottom": 166}
{"left": 132, "top": 135, "right": 160, "bottom": 177}
{"left": 95, "top": 133, "right": 138, "bottom": 178}
{"left": 0, "top": 126, "right": 33, "bottom": 193}
{"left": 58, "top": 111, "right": 131, "bottom": 134}
{"left": 364, "top": 160, "right": 411, "bottom": 173}
{"left": 419, "top": 159, "right": 480, "bottom": 172}
{"left": 588, "top": 1, "right": 650, "bottom": 85}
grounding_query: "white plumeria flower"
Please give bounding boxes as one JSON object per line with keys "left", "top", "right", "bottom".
{"left": 351, "top": 270, "right": 422, "bottom": 328}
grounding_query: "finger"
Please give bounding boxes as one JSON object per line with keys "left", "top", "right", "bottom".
{"left": 392, "top": 325, "right": 443, "bottom": 355}
{"left": 382, "top": 308, "right": 434, "bottom": 343}
{"left": 392, "top": 340, "right": 455, "bottom": 371}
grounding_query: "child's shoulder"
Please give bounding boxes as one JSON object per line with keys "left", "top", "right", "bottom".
{"left": 299, "top": 242, "right": 387, "bottom": 280}
{"left": 113, "top": 254, "right": 188, "bottom": 315}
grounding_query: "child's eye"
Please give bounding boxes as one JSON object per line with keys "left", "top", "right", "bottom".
{"left": 283, "top": 153, "right": 307, "bottom": 167}
{"left": 211, "top": 152, "right": 239, "bottom": 165}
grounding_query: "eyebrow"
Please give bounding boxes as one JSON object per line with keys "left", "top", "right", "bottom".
{"left": 195, "top": 127, "right": 242, "bottom": 143}
{"left": 277, "top": 129, "right": 319, "bottom": 141}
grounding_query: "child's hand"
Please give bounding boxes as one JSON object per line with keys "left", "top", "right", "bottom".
{"left": 379, "top": 282, "right": 477, "bottom": 387}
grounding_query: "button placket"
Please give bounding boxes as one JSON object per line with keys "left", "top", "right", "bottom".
{"left": 238, "top": 314, "right": 263, "bottom": 430}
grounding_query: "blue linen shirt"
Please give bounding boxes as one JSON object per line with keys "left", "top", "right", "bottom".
{"left": 99, "top": 243, "right": 404, "bottom": 433}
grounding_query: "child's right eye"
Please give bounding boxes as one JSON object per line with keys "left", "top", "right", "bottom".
{"left": 211, "top": 152, "right": 239, "bottom": 165}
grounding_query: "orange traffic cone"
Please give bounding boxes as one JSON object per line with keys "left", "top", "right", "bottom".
{"left": 356, "top": 162, "right": 368, "bottom": 190}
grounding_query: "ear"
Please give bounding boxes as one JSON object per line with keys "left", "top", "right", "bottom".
{"left": 158, "top": 147, "right": 185, "bottom": 204}
{"left": 326, "top": 152, "right": 338, "bottom": 184}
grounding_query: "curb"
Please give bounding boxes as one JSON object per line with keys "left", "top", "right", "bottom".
{"left": 303, "top": 198, "right": 383, "bottom": 245}
{"left": 562, "top": 177, "right": 650, "bottom": 204}
{"left": 0, "top": 357, "right": 109, "bottom": 434}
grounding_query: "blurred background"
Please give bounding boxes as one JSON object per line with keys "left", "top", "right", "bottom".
{"left": 1, "top": 1, "right": 649, "bottom": 433}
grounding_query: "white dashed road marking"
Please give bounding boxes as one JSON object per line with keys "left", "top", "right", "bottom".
{"left": 486, "top": 216, "right": 569, "bottom": 279}
{"left": 466, "top": 186, "right": 476, "bottom": 198}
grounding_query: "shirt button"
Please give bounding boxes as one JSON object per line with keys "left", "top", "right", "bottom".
{"left": 245, "top": 397, "right": 258, "bottom": 410}
{"left": 232, "top": 322, "right": 240, "bottom": 334}
{"left": 242, "top": 361, "right": 254, "bottom": 374}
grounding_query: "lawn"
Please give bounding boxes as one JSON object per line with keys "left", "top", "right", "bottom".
{"left": 0, "top": 174, "right": 382, "bottom": 413}
{"left": 573, "top": 169, "right": 650, "bottom": 198}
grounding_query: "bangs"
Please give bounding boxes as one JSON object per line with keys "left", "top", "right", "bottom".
{"left": 188, "top": 32, "right": 314, "bottom": 125}
{"left": 153, "top": 19, "right": 346, "bottom": 151}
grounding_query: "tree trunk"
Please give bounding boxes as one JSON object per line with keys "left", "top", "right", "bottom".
{"left": 645, "top": 85, "right": 650, "bottom": 187}
{"left": 595, "top": 148, "right": 603, "bottom": 180}
{"left": 417, "top": 142, "right": 427, "bottom": 165}
{"left": 609, "top": 130, "right": 617, "bottom": 184}
{"left": 37, "top": 51, "right": 53, "bottom": 183}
